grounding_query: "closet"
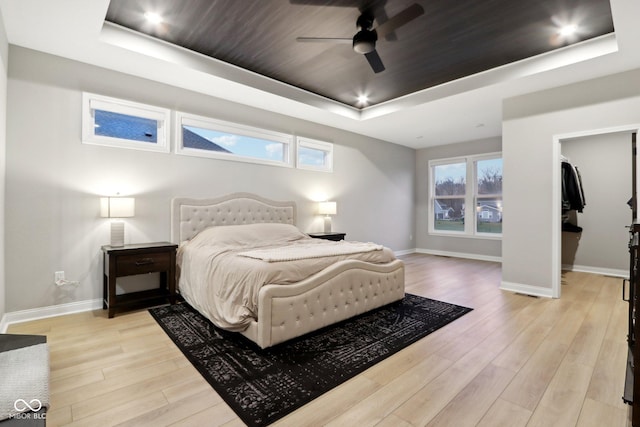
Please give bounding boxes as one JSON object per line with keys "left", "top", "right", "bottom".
{"left": 561, "top": 133, "right": 630, "bottom": 275}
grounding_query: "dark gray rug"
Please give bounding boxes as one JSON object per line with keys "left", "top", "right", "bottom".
{"left": 0, "top": 335, "right": 48, "bottom": 426}
{"left": 149, "top": 294, "right": 472, "bottom": 427}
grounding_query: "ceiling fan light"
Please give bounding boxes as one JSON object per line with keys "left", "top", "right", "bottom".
{"left": 559, "top": 24, "right": 578, "bottom": 36}
{"left": 353, "top": 40, "right": 375, "bottom": 54}
{"left": 353, "top": 30, "right": 377, "bottom": 54}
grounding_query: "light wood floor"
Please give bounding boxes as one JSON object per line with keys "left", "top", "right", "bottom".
{"left": 8, "top": 253, "right": 633, "bottom": 426}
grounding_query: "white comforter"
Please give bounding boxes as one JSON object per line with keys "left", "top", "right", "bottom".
{"left": 177, "top": 223, "right": 396, "bottom": 331}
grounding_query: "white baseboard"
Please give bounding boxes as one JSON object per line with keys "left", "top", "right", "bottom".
{"left": 413, "top": 250, "right": 551, "bottom": 298}
{"left": 562, "top": 264, "right": 628, "bottom": 279}
{"left": 394, "top": 248, "right": 416, "bottom": 257}
{"left": 0, "top": 298, "right": 103, "bottom": 332}
{"left": 500, "top": 281, "right": 555, "bottom": 298}
{"left": 415, "top": 248, "right": 502, "bottom": 263}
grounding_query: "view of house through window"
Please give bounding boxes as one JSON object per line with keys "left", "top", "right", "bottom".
{"left": 476, "top": 158, "right": 503, "bottom": 234}
{"left": 433, "top": 162, "right": 466, "bottom": 232}
{"left": 83, "top": 94, "right": 333, "bottom": 172}
{"left": 94, "top": 110, "right": 158, "bottom": 143}
{"left": 176, "top": 112, "right": 293, "bottom": 167}
{"left": 183, "top": 125, "right": 285, "bottom": 162}
{"left": 82, "top": 92, "right": 170, "bottom": 152}
{"left": 430, "top": 154, "right": 502, "bottom": 237}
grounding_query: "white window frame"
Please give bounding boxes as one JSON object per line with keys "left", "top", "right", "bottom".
{"left": 429, "top": 156, "right": 468, "bottom": 237}
{"left": 82, "top": 92, "right": 170, "bottom": 153}
{"left": 474, "top": 154, "right": 503, "bottom": 238}
{"left": 428, "top": 152, "right": 502, "bottom": 239}
{"left": 296, "top": 137, "right": 333, "bottom": 172}
{"left": 175, "top": 112, "right": 294, "bottom": 168}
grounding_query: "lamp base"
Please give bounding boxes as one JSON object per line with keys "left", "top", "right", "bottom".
{"left": 110, "top": 221, "right": 125, "bottom": 247}
{"left": 323, "top": 216, "right": 332, "bottom": 233}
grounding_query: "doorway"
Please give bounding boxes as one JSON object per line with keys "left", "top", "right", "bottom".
{"left": 553, "top": 125, "right": 640, "bottom": 298}
{"left": 561, "top": 132, "right": 631, "bottom": 276}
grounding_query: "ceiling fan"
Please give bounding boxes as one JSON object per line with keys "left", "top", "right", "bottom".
{"left": 296, "top": 3, "right": 424, "bottom": 73}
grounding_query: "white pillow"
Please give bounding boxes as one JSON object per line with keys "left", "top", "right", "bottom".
{"left": 191, "top": 223, "right": 308, "bottom": 247}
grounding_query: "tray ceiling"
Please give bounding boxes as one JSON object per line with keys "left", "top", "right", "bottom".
{"left": 105, "top": 0, "right": 615, "bottom": 108}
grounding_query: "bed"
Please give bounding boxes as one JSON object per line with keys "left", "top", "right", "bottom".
{"left": 171, "top": 193, "right": 405, "bottom": 349}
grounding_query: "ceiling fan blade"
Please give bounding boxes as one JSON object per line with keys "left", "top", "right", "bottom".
{"left": 364, "top": 49, "right": 385, "bottom": 73}
{"left": 375, "top": 3, "right": 424, "bottom": 39}
{"left": 373, "top": 8, "right": 398, "bottom": 41}
{"left": 296, "top": 37, "right": 352, "bottom": 44}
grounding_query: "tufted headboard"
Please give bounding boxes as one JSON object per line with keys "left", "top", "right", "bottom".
{"left": 171, "top": 193, "right": 297, "bottom": 243}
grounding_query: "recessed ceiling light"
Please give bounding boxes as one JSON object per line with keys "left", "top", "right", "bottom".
{"left": 559, "top": 24, "right": 578, "bottom": 36}
{"left": 144, "top": 12, "right": 164, "bottom": 25}
{"left": 357, "top": 94, "right": 369, "bottom": 106}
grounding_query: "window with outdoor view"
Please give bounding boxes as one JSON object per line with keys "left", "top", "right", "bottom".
{"left": 429, "top": 153, "right": 502, "bottom": 237}
{"left": 296, "top": 137, "right": 333, "bottom": 172}
{"left": 175, "top": 112, "right": 294, "bottom": 167}
{"left": 476, "top": 158, "right": 503, "bottom": 234}
{"left": 82, "top": 93, "right": 170, "bottom": 153}
{"left": 433, "top": 162, "right": 466, "bottom": 232}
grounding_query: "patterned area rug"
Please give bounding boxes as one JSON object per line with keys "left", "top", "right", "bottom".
{"left": 149, "top": 294, "right": 472, "bottom": 427}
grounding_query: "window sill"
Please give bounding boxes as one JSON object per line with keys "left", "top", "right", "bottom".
{"left": 428, "top": 231, "right": 502, "bottom": 240}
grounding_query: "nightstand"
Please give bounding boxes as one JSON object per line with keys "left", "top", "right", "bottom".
{"left": 102, "top": 242, "right": 178, "bottom": 318}
{"left": 308, "top": 232, "right": 346, "bottom": 241}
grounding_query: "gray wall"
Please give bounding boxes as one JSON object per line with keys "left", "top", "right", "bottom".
{"left": 415, "top": 137, "right": 502, "bottom": 259}
{"left": 5, "top": 46, "right": 415, "bottom": 312}
{"left": 0, "top": 12, "right": 7, "bottom": 323}
{"left": 503, "top": 68, "right": 640, "bottom": 296}
{"left": 561, "top": 132, "right": 632, "bottom": 275}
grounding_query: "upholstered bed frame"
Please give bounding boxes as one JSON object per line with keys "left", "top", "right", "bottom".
{"left": 171, "top": 193, "right": 405, "bottom": 348}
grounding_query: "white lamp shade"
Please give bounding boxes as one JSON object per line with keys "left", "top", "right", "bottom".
{"left": 100, "top": 197, "right": 135, "bottom": 218}
{"left": 318, "top": 201, "right": 337, "bottom": 215}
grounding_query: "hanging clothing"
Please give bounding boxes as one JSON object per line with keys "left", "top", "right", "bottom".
{"left": 562, "top": 161, "right": 586, "bottom": 213}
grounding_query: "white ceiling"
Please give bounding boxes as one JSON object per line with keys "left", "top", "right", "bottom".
{"left": 1, "top": 0, "right": 639, "bottom": 149}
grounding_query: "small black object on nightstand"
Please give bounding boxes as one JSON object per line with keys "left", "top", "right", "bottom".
{"left": 102, "top": 242, "right": 178, "bottom": 318}
{"left": 308, "top": 232, "right": 346, "bottom": 241}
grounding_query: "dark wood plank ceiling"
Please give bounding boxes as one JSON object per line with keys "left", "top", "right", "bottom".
{"left": 105, "top": 0, "right": 614, "bottom": 108}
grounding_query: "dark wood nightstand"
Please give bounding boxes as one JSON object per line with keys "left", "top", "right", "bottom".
{"left": 308, "top": 232, "right": 346, "bottom": 241}
{"left": 102, "top": 242, "right": 178, "bottom": 318}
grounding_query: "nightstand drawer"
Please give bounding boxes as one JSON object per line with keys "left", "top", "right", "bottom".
{"left": 116, "top": 252, "right": 171, "bottom": 276}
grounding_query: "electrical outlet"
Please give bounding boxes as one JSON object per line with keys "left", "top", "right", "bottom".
{"left": 55, "top": 271, "right": 64, "bottom": 282}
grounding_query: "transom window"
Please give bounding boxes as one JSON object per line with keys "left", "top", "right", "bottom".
{"left": 296, "top": 137, "right": 333, "bottom": 172}
{"left": 82, "top": 92, "right": 170, "bottom": 152}
{"left": 176, "top": 112, "right": 293, "bottom": 167}
{"left": 82, "top": 94, "right": 334, "bottom": 172}
{"left": 429, "top": 153, "right": 503, "bottom": 238}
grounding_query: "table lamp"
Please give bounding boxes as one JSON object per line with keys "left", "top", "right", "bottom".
{"left": 318, "top": 201, "right": 337, "bottom": 233}
{"left": 100, "top": 197, "right": 135, "bottom": 247}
